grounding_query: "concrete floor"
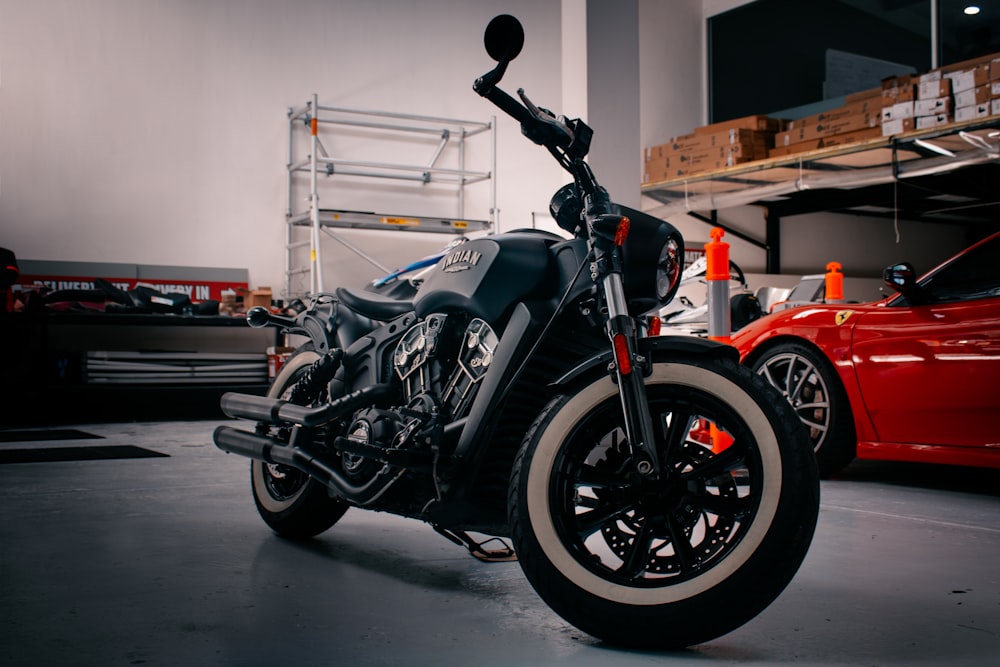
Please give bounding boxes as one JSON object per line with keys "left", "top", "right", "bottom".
{"left": 1, "top": 420, "right": 998, "bottom": 667}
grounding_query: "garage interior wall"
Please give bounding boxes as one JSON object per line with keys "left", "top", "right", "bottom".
{"left": 0, "top": 0, "right": 566, "bottom": 295}
{"left": 0, "top": 0, "right": 972, "bottom": 299}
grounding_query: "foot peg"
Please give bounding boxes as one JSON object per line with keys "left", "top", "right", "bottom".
{"left": 434, "top": 526, "right": 517, "bottom": 563}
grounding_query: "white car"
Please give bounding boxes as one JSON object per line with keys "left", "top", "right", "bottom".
{"left": 658, "top": 257, "right": 763, "bottom": 334}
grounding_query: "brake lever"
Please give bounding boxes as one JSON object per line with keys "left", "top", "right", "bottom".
{"left": 517, "top": 88, "right": 574, "bottom": 146}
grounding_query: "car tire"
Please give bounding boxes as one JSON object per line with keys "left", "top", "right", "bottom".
{"left": 750, "top": 341, "right": 856, "bottom": 477}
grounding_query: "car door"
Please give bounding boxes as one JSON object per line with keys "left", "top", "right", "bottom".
{"left": 851, "top": 235, "right": 1000, "bottom": 448}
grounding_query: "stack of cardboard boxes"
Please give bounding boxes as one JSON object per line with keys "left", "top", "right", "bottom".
{"left": 993, "top": 55, "right": 1000, "bottom": 117}
{"left": 881, "top": 54, "right": 998, "bottom": 135}
{"left": 642, "top": 52, "right": 1000, "bottom": 185}
{"left": 771, "top": 89, "right": 883, "bottom": 156}
{"left": 643, "top": 115, "right": 780, "bottom": 182}
{"left": 947, "top": 56, "right": 993, "bottom": 122}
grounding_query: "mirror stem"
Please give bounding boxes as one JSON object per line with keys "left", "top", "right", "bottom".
{"left": 474, "top": 60, "right": 509, "bottom": 95}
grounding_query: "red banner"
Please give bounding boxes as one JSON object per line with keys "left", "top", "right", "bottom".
{"left": 13, "top": 274, "right": 248, "bottom": 303}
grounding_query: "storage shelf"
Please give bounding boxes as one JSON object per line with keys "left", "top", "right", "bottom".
{"left": 642, "top": 117, "right": 1000, "bottom": 220}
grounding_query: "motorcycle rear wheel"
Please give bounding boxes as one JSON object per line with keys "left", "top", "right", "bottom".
{"left": 509, "top": 356, "right": 818, "bottom": 649}
{"left": 250, "top": 348, "right": 349, "bottom": 539}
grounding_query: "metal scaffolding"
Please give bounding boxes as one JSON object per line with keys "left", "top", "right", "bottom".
{"left": 285, "top": 95, "right": 496, "bottom": 298}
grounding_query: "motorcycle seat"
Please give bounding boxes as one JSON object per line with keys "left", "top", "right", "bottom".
{"left": 336, "top": 286, "right": 414, "bottom": 321}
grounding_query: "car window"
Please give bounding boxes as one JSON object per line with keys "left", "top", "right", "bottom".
{"left": 786, "top": 276, "right": 824, "bottom": 302}
{"left": 922, "top": 235, "right": 1000, "bottom": 303}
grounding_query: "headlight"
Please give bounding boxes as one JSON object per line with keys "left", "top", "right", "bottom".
{"left": 618, "top": 206, "right": 684, "bottom": 314}
{"left": 656, "top": 234, "right": 683, "bottom": 304}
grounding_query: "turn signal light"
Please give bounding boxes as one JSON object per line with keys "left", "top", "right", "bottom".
{"left": 614, "top": 217, "right": 630, "bottom": 247}
{"left": 613, "top": 333, "right": 632, "bottom": 375}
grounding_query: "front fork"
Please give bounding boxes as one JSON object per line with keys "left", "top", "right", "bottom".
{"left": 588, "top": 204, "right": 662, "bottom": 478}
{"left": 601, "top": 270, "right": 662, "bottom": 478}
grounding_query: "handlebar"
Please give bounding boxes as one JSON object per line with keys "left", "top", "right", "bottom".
{"left": 474, "top": 71, "right": 588, "bottom": 161}
{"left": 475, "top": 77, "right": 534, "bottom": 126}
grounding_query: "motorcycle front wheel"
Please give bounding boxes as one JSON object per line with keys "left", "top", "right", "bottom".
{"left": 509, "top": 356, "right": 819, "bottom": 649}
{"left": 250, "top": 348, "right": 349, "bottom": 539}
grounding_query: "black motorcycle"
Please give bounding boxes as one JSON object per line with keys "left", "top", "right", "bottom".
{"left": 213, "top": 15, "right": 819, "bottom": 649}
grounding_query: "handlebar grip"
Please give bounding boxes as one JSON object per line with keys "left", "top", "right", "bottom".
{"left": 476, "top": 78, "right": 574, "bottom": 151}
{"left": 483, "top": 85, "right": 534, "bottom": 125}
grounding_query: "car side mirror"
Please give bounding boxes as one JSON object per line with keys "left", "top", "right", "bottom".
{"left": 883, "top": 262, "right": 925, "bottom": 304}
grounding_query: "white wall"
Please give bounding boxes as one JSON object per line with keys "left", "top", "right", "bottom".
{"left": 0, "top": 0, "right": 566, "bottom": 297}
{"left": 639, "top": 0, "right": 703, "bottom": 154}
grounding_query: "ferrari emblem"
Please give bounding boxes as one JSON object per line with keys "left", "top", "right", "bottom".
{"left": 835, "top": 310, "right": 854, "bottom": 326}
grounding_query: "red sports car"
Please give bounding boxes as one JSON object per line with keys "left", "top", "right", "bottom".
{"left": 732, "top": 230, "right": 1000, "bottom": 477}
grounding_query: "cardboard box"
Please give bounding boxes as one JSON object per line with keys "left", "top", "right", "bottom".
{"left": 941, "top": 52, "right": 999, "bottom": 74}
{"left": 954, "top": 85, "right": 991, "bottom": 108}
{"left": 954, "top": 103, "right": 990, "bottom": 122}
{"left": 786, "top": 98, "right": 881, "bottom": 131}
{"left": 668, "top": 128, "right": 767, "bottom": 152}
{"left": 916, "top": 113, "right": 951, "bottom": 130}
{"left": 693, "top": 114, "right": 783, "bottom": 135}
{"left": 647, "top": 148, "right": 761, "bottom": 179}
{"left": 880, "top": 101, "right": 914, "bottom": 122}
{"left": 914, "top": 96, "right": 951, "bottom": 116}
{"left": 768, "top": 127, "right": 882, "bottom": 158}
{"left": 917, "top": 69, "right": 943, "bottom": 84}
{"left": 882, "top": 117, "right": 915, "bottom": 136}
{"left": 768, "top": 139, "right": 823, "bottom": 157}
{"left": 644, "top": 152, "right": 681, "bottom": 182}
{"left": 881, "top": 74, "right": 915, "bottom": 102}
{"left": 779, "top": 109, "right": 879, "bottom": 145}
{"left": 946, "top": 65, "right": 990, "bottom": 93}
{"left": 993, "top": 98, "right": 1000, "bottom": 116}
{"left": 917, "top": 78, "right": 951, "bottom": 100}
{"left": 991, "top": 56, "right": 1000, "bottom": 81}
{"left": 820, "top": 126, "right": 884, "bottom": 146}
{"left": 643, "top": 125, "right": 772, "bottom": 181}
{"left": 992, "top": 81, "right": 1000, "bottom": 98}
{"left": 243, "top": 287, "right": 273, "bottom": 309}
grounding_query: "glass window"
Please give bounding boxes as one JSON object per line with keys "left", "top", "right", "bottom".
{"left": 922, "top": 235, "right": 1000, "bottom": 303}
{"left": 708, "top": 0, "right": 1000, "bottom": 122}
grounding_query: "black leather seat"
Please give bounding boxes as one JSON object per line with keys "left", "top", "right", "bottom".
{"left": 336, "top": 286, "right": 414, "bottom": 320}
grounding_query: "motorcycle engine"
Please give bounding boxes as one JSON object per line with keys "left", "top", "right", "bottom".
{"left": 393, "top": 314, "right": 497, "bottom": 419}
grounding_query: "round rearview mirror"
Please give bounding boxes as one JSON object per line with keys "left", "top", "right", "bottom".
{"left": 484, "top": 14, "right": 524, "bottom": 63}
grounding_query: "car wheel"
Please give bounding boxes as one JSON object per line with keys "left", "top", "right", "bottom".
{"left": 750, "top": 341, "right": 856, "bottom": 477}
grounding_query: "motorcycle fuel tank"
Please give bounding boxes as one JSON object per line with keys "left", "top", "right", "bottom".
{"left": 414, "top": 232, "right": 556, "bottom": 323}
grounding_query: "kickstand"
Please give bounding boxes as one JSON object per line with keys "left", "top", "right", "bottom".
{"left": 433, "top": 526, "right": 517, "bottom": 563}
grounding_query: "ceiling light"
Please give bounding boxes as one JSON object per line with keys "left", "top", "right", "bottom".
{"left": 964, "top": 6, "right": 981, "bottom": 15}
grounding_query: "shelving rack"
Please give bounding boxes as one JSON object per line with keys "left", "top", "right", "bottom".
{"left": 285, "top": 95, "right": 496, "bottom": 298}
{"left": 641, "top": 118, "right": 1000, "bottom": 273}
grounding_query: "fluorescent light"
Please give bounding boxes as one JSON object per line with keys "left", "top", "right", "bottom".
{"left": 913, "top": 138, "right": 955, "bottom": 157}
{"left": 964, "top": 6, "right": 981, "bottom": 15}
